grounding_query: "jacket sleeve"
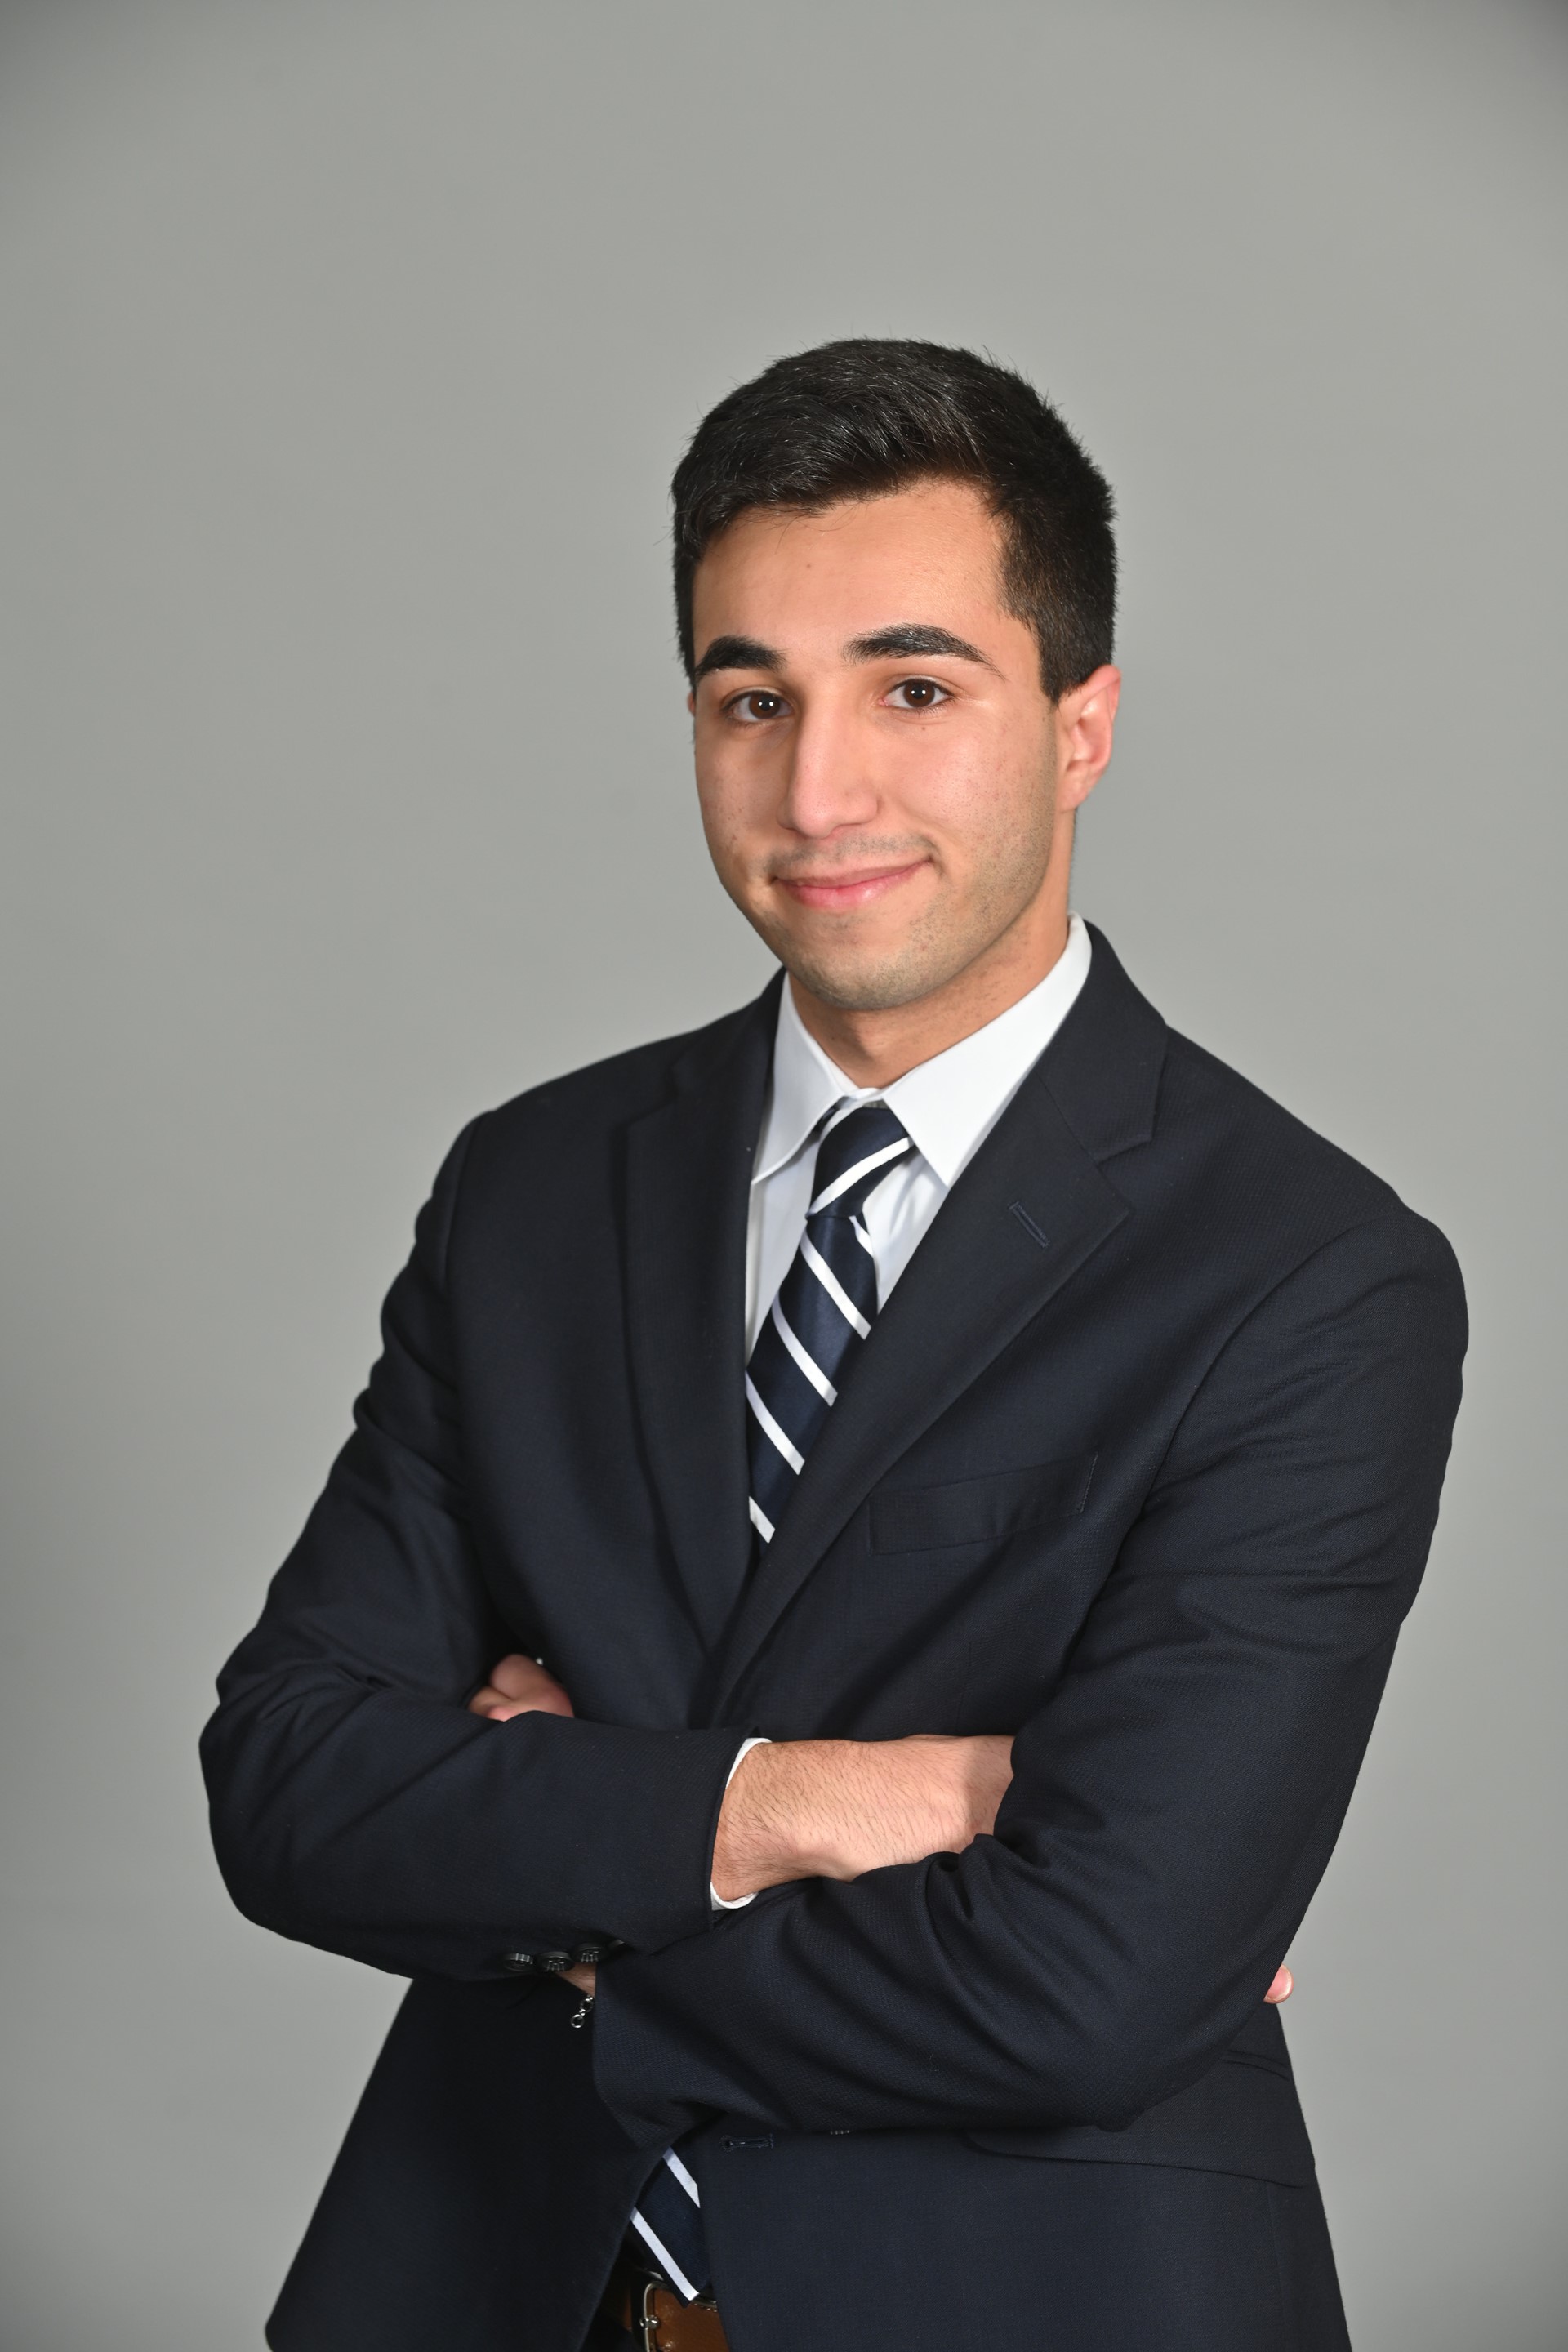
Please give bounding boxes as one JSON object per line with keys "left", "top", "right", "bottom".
{"left": 590, "top": 1209, "right": 1466, "bottom": 2147}
{"left": 199, "top": 1119, "right": 746, "bottom": 1979}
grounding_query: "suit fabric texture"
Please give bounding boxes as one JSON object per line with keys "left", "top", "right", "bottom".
{"left": 201, "top": 929, "right": 1466, "bottom": 2352}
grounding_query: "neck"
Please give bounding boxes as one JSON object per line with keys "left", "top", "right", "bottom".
{"left": 789, "top": 872, "right": 1071, "bottom": 1091}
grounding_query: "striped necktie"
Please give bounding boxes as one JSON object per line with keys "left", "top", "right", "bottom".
{"left": 746, "top": 1098, "right": 911, "bottom": 1549}
{"left": 626, "top": 1099, "right": 911, "bottom": 2306}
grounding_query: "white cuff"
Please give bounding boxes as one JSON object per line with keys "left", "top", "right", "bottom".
{"left": 710, "top": 1736, "right": 771, "bottom": 1910}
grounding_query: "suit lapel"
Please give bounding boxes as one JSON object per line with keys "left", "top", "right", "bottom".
{"left": 622, "top": 977, "right": 781, "bottom": 1652}
{"left": 708, "top": 928, "right": 1167, "bottom": 1716}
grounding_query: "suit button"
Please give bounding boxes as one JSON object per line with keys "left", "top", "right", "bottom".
{"left": 498, "top": 1951, "right": 540, "bottom": 1974}
{"left": 572, "top": 1937, "right": 627, "bottom": 1966}
{"left": 534, "top": 1950, "right": 573, "bottom": 1973}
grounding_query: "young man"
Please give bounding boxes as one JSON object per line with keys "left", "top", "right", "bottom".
{"left": 203, "top": 341, "right": 1465, "bottom": 2352}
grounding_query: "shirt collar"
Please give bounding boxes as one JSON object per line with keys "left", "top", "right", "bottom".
{"left": 754, "top": 913, "right": 1094, "bottom": 1189}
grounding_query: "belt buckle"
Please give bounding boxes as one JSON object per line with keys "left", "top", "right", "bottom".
{"left": 639, "top": 2279, "right": 675, "bottom": 2350}
{"left": 638, "top": 2278, "right": 721, "bottom": 2350}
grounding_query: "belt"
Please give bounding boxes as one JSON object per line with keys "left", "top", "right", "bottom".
{"left": 604, "top": 2263, "right": 730, "bottom": 2350}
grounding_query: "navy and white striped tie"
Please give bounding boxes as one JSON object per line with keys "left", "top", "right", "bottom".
{"left": 746, "top": 1098, "right": 911, "bottom": 1549}
{"left": 627, "top": 1100, "right": 911, "bottom": 2306}
{"left": 628, "top": 2143, "right": 712, "bottom": 2306}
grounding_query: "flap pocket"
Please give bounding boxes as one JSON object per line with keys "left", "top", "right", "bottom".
{"left": 964, "top": 2051, "right": 1316, "bottom": 2189}
{"left": 870, "top": 1453, "right": 1097, "bottom": 1555}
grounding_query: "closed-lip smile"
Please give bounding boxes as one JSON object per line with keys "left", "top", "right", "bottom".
{"left": 776, "top": 860, "right": 928, "bottom": 911}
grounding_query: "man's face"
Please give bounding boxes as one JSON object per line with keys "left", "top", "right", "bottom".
{"left": 688, "top": 479, "right": 1073, "bottom": 1013}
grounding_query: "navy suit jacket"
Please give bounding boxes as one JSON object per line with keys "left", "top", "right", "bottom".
{"left": 202, "top": 931, "right": 1465, "bottom": 2352}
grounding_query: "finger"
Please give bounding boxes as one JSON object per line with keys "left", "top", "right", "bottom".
{"left": 489, "top": 1653, "right": 548, "bottom": 1698}
{"left": 470, "top": 1684, "right": 550, "bottom": 1722}
{"left": 490, "top": 1655, "right": 576, "bottom": 1714}
{"left": 513, "top": 1684, "right": 575, "bottom": 1718}
{"left": 1265, "top": 1966, "right": 1294, "bottom": 2004}
{"left": 469, "top": 1686, "right": 574, "bottom": 1723}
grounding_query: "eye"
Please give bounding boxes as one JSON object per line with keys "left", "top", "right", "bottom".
{"left": 884, "top": 677, "right": 950, "bottom": 711}
{"left": 726, "top": 689, "right": 791, "bottom": 724}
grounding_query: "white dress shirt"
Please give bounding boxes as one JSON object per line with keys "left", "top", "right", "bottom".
{"left": 745, "top": 913, "right": 1093, "bottom": 1353}
{"left": 715, "top": 915, "right": 1094, "bottom": 1911}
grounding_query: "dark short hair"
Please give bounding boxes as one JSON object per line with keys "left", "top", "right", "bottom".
{"left": 670, "top": 338, "right": 1116, "bottom": 700}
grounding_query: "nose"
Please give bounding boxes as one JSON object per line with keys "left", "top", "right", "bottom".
{"left": 776, "top": 695, "right": 880, "bottom": 839}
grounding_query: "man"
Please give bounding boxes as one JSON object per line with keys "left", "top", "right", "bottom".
{"left": 203, "top": 340, "right": 1465, "bottom": 2352}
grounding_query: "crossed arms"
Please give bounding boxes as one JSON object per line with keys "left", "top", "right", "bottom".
{"left": 468, "top": 1653, "right": 1293, "bottom": 2007}
{"left": 201, "top": 1125, "right": 1464, "bottom": 2149}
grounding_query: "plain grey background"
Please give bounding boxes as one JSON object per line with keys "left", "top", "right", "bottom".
{"left": 1, "top": 2, "right": 1563, "bottom": 2345}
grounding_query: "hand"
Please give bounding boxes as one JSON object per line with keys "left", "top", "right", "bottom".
{"left": 1265, "top": 1966, "right": 1294, "bottom": 2004}
{"left": 711, "top": 1732, "right": 1014, "bottom": 1902}
{"left": 468, "top": 1653, "right": 575, "bottom": 1722}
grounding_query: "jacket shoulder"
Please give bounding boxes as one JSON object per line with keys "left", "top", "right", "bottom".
{"left": 489, "top": 991, "right": 765, "bottom": 1134}
{"left": 1156, "top": 1028, "right": 1462, "bottom": 1291}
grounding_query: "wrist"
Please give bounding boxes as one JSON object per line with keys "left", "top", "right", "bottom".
{"left": 710, "top": 1736, "right": 771, "bottom": 1909}
{"left": 711, "top": 1738, "right": 852, "bottom": 1900}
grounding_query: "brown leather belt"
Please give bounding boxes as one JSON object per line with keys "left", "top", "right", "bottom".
{"left": 604, "top": 2265, "right": 730, "bottom": 2350}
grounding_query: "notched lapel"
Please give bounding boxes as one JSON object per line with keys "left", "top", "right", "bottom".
{"left": 623, "top": 982, "right": 779, "bottom": 1654}
{"left": 709, "top": 1076, "right": 1132, "bottom": 1715}
{"left": 708, "top": 931, "right": 1168, "bottom": 1717}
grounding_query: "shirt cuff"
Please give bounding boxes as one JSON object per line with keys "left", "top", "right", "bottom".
{"left": 710, "top": 1737, "right": 771, "bottom": 1911}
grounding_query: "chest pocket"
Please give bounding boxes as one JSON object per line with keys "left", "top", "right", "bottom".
{"left": 869, "top": 1453, "right": 1097, "bottom": 1554}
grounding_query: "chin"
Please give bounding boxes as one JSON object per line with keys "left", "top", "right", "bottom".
{"left": 782, "top": 941, "right": 957, "bottom": 1014}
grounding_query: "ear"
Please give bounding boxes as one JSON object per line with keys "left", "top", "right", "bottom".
{"left": 1054, "top": 665, "right": 1120, "bottom": 812}
{"left": 686, "top": 688, "right": 696, "bottom": 716}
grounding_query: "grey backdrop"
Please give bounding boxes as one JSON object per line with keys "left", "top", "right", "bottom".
{"left": 1, "top": 2, "right": 1563, "bottom": 2346}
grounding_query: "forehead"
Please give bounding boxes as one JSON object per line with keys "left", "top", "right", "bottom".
{"left": 690, "top": 479, "right": 1012, "bottom": 652}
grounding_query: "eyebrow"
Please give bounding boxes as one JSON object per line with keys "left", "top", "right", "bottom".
{"left": 845, "top": 623, "right": 995, "bottom": 669}
{"left": 693, "top": 621, "right": 994, "bottom": 684}
{"left": 692, "top": 634, "right": 782, "bottom": 683}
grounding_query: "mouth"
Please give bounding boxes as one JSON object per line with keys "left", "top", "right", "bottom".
{"left": 773, "top": 859, "right": 929, "bottom": 912}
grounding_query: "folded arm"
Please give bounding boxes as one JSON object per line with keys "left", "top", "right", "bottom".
{"left": 199, "top": 1122, "right": 748, "bottom": 1976}
{"left": 203, "top": 1125, "right": 1104, "bottom": 1985}
{"left": 471, "top": 1674, "right": 1293, "bottom": 2007}
{"left": 587, "top": 1212, "right": 1464, "bottom": 2147}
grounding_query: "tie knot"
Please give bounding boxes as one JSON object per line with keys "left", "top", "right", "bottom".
{"left": 807, "top": 1099, "right": 911, "bottom": 1220}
